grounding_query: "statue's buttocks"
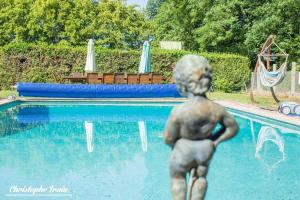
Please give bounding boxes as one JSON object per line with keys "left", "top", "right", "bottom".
{"left": 170, "top": 139, "right": 215, "bottom": 175}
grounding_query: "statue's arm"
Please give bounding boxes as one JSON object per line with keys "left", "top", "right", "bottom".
{"left": 163, "top": 109, "right": 180, "bottom": 148}
{"left": 213, "top": 110, "right": 239, "bottom": 147}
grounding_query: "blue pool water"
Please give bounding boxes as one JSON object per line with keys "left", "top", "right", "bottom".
{"left": 0, "top": 101, "right": 299, "bottom": 200}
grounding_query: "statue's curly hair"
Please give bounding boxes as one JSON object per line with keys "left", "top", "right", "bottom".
{"left": 173, "top": 55, "right": 211, "bottom": 97}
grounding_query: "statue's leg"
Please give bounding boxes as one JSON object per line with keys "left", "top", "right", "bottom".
{"left": 171, "top": 172, "right": 186, "bottom": 200}
{"left": 169, "top": 146, "right": 188, "bottom": 200}
{"left": 191, "top": 165, "right": 208, "bottom": 200}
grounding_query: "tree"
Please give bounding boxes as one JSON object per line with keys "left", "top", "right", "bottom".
{"left": 152, "top": 0, "right": 300, "bottom": 62}
{"left": 26, "top": 0, "right": 73, "bottom": 44}
{"left": 195, "top": 0, "right": 248, "bottom": 53}
{"left": 244, "top": 0, "right": 300, "bottom": 60}
{"left": 153, "top": 0, "right": 214, "bottom": 50}
{"left": 0, "top": 0, "right": 149, "bottom": 49}
{"left": 0, "top": 0, "right": 33, "bottom": 45}
{"left": 64, "top": 0, "right": 97, "bottom": 45}
{"left": 94, "top": 0, "right": 149, "bottom": 49}
{"left": 146, "top": 0, "right": 165, "bottom": 19}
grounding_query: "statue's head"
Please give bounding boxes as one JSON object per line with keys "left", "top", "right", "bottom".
{"left": 173, "top": 55, "right": 212, "bottom": 97}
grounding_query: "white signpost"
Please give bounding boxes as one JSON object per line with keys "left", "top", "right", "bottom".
{"left": 159, "top": 41, "right": 183, "bottom": 50}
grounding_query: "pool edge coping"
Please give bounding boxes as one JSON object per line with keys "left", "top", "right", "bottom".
{"left": 0, "top": 99, "right": 15, "bottom": 106}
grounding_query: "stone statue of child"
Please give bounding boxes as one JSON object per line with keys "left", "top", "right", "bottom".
{"left": 164, "top": 55, "right": 239, "bottom": 200}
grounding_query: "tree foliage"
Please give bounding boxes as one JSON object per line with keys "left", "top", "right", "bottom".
{"left": 146, "top": 0, "right": 165, "bottom": 19}
{"left": 1, "top": 0, "right": 299, "bottom": 66}
{"left": 153, "top": 0, "right": 213, "bottom": 50}
{"left": 0, "top": 0, "right": 149, "bottom": 48}
{"left": 152, "top": 0, "right": 300, "bottom": 62}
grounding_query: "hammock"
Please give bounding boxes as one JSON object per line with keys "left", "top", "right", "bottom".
{"left": 250, "top": 35, "right": 289, "bottom": 103}
{"left": 258, "top": 55, "right": 287, "bottom": 87}
{"left": 258, "top": 40, "right": 288, "bottom": 88}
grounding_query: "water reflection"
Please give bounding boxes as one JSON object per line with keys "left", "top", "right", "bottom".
{"left": 0, "top": 104, "right": 168, "bottom": 199}
{"left": 16, "top": 105, "right": 169, "bottom": 123}
{"left": 207, "top": 113, "right": 300, "bottom": 200}
{"left": 255, "top": 126, "right": 285, "bottom": 173}
{"left": 14, "top": 105, "right": 168, "bottom": 154}
{"left": 85, "top": 121, "right": 94, "bottom": 153}
{"left": 0, "top": 104, "right": 166, "bottom": 176}
{"left": 138, "top": 121, "right": 148, "bottom": 152}
{"left": 0, "top": 106, "right": 40, "bottom": 137}
{"left": 230, "top": 110, "right": 299, "bottom": 174}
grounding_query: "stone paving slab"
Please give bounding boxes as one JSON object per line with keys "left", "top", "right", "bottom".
{"left": 0, "top": 99, "right": 12, "bottom": 106}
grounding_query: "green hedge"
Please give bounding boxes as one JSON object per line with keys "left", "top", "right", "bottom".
{"left": 0, "top": 43, "right": 250, "bottom": 92}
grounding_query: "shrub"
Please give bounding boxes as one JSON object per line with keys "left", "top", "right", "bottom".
{"left": 0, "top": 43, "right": 250, "bottom": 92}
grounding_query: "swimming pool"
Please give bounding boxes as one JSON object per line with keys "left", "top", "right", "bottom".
{"left": 0, "top": 101, "right": 299, "bottom": 199}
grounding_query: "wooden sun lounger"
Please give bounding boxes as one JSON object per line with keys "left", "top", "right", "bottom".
{"left": 103, "top": 73, "right": 114, "bottom": 84}
{"left": 63, "top": 72, "right": 87, "bottom": 83}
{"left": 114, "top": 73, "right": 127, "bottom": 84}
{"left": 152, "top": 73, "right": 163, "bottom": 84}
{"left": 87, "top": 72, "right": 101, "bottom": 84}
{"left": 127, "top": 74, "right": 140, "bottom": 84}
{"left": 64, "top": 72, "right": 164, "bottom": 84}
{"left": 139, "top": 73, "right": 152, "bottom": 84}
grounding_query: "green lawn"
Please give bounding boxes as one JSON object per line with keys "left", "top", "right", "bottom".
{"left": 207, "top": 91, "right": 300, "bottom": 109}
{"left": 0, "top": 90, "right": 18, "bottom": 99}
{"left": 207, "top": 91, "right": 273, "bottom": 106}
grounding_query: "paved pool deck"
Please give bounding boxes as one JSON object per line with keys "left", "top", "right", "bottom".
{"left": 0, "top": 99, "right": 14, "bottom": 106}
{"left": 215, "top": 100, "right": 300, "bottom": 127}
{"left": 1, "top": 98, "right": 299, "bottom": 127}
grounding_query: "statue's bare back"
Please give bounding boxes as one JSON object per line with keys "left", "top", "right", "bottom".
{"left": 174, "top": 99, "right": 223, "bottom": 139}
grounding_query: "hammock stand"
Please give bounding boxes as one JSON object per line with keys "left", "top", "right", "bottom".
{"left": 250, "top": 35, "right": 289, "bottom": 103}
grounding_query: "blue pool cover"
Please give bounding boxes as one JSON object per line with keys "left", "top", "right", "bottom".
{"left": 17, "top": 82, "right": 181, "bottom": 98}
